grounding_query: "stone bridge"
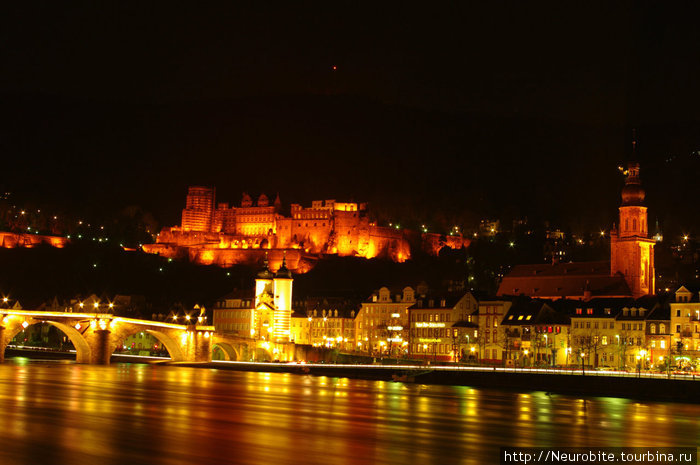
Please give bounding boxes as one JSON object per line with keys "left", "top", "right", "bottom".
{"left": 0, "top": 309, "right": 297, "bottom": 364}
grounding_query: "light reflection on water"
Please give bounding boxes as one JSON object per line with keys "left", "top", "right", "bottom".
{"left": 0, "top": 359, "right": 698, "bottom": 465}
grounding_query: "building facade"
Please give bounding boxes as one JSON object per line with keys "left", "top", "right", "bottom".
{"left": 407, "top": 292, "right": 479, "bottom": 362}
{"left": 356, "top": 286, "right": 415, "bottom": 355}
{"left": 669, "top": 285, "right": 700, "bottom": 368}
{"left": 477, "top": 298, "right": 513, "bottom": 364}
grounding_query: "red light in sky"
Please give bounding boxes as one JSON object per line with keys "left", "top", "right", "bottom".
{"left": 332, "top": 65, "right": 337, "bottom": 70}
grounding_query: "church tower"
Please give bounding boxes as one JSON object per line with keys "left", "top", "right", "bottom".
{"left": 610, "top": 160, "right": 655, "bottom": 297}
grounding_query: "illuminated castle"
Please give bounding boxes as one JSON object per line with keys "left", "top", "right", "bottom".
{"left": 143, "top": 186, "right": 467, "bottom": 271}
{"left": 498, "top": 160, "right": 655, "bottom": 299}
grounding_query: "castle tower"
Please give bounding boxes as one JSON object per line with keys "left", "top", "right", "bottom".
{"left": 181, "top": 186, "right": 215, "bottom": 232}
{"left": 272, "top": 255, "right": 293, "bottom": 342}
{"left": 610, "top": 161, "right": 655, "bottom": 297}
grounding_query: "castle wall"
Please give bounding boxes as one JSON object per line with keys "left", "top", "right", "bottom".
{"left": 0, "top": 232, "right": 69, "bottom": 249}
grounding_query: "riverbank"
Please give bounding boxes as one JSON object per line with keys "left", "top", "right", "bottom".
{"left": 173, "top": 360, "right": 700, "bottom": 403}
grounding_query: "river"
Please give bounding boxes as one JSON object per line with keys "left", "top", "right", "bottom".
{"left": 0, "top": 358, "right": 698, "bottom": 465}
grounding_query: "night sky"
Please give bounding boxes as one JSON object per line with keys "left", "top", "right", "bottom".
{"left": 1, "top": 3, "right": 698, "bottom": 234}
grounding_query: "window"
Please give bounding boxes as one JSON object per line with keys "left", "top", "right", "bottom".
{"left": 587, "top": 308, "right": 593, "bottom": 315}
{"left": 650, "top": 324, "right": 656, "bottom": 334}
{"left": 525, "top": 315, "right": 531, "bottom": 320}
{"left": 576, "top": 308, "right": 582, "bottom": 315}
{"left": 661, "top": 340, "right": 666, "bottom": 349}
{"left": 660, "top": 324, "right": 665, "bottom": 333}
{"left": 602, "top": 336, "right": 608, "bottom": 345}
{"left": 651, "top": 340, "right": 656, "bottom": 348}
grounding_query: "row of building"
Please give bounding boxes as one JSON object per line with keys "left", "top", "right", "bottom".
{"left": 211, "top": 269, "right": 700, "bottom": 369}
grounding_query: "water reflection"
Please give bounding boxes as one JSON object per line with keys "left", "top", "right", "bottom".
{"left": 0, "top": 359, "right": 698, "bottom": 465}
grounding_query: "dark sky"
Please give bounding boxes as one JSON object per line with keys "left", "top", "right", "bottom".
{"left": 0, "top": 3, "right": 698, "bottom": 234}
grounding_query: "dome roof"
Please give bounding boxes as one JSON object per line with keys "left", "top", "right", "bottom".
{"left": 621, "top": 183, "right": 645, "bottom": 206}
{"left": 620, "top": 162, "right": 645, "bottom": 206}
{"left": 256, "top": 256, "right": 274, "bottom": 280}
{"left": 275, "top": 255, "right": 292, "bottom": 279}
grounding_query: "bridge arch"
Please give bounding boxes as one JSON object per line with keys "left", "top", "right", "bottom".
{"left": 108, "top": 327, "right": 186, "bottom": 362}
{"left": 255, "top": 345, "right": 274, "bottom": 362}
{"left": 3, "top": 320, "right": 92, "bottom": 363}
{"left": 213, "top": 342, "right": 240, "bottom": 361}
{"left": 145, "top": 329, "right": 185, "bottom": 361}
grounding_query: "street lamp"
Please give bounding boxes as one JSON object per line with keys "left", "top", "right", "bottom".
{"left": 580, "top": 352, "right": 586, "bottom": 375}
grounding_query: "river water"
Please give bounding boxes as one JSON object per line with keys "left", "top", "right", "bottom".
{"left": 0, "top": 359, "right": 698, "bottom": 465}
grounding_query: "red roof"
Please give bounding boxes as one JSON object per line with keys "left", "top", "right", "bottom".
{"left": 497, "top": 261, "right": 632, "bottom": 299}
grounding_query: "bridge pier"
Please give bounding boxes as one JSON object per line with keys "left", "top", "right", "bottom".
{"left": 0, "top": 324, "right": 5, "bottom": 364}
{"left": 181, "top": 327, "right": 213, "bottom": 362}
{"left": 91, "top": 329, "right": 112, "bottom": 365}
